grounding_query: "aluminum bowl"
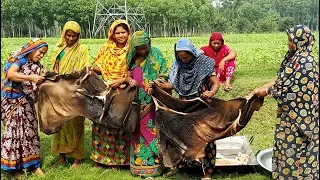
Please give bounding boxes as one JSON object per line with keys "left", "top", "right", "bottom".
{"left": 256, "top": 148, "right": 273, "bottom": 172}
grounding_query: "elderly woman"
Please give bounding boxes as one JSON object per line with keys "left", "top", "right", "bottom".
{"left": 155, "top": 38, "right": 219, "bottom": 180}
{"left": 1, "top": 38, "right": 48, "bottom": 179}
{"left": 90, "top": 19, "right": 131, "bottom": 168}
{"left": 51, "top": 21, "right": 90, "bottom": 169}
{"left": 126, "top": 31, "right": 167, "bottom": 178}
{"left": 250, "top": 25, "right": 319, "bottom": 180}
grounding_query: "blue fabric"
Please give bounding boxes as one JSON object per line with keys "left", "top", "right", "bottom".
{"left": 1, "top": 57, "right": 28, "bottom": 99}
{"left": 169, "top": 39, "right": 215, "bottom": 97}
{"left": 1, "top": 159, "right": 40, "bottom": 171}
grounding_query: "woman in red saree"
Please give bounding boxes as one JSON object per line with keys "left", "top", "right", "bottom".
{"left": 200, "top": 32, "right": 237, "bottom": 91}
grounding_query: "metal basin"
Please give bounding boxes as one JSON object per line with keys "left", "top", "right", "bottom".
{"left": 256, "top": 148, "right": 273, "bottom": 172}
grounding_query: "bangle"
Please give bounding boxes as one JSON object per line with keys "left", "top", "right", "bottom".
{"left": 263, "top": 85, "right": 269, "bottom": 94}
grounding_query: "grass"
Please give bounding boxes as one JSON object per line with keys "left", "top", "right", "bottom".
{"left": 1, "top": 32, "right": 319, "bottom": 179}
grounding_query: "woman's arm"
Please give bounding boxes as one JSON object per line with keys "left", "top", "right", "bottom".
{"left": 202, "top": 75, "right": 219, "bottom": 98}
{"left": 7, "top": 64, "right": 44, "bottom": 83}
{"left": 249, "top": 76, "right": 277, "bottom": 98}
{"left": 222, "top": 48, "right": 237, "bottom": 62}
{"left": 218, "top": 48, "right": 237, "bottom": 70}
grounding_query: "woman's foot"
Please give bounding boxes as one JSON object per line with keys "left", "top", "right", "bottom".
{"left": 201, "top": 171, "right": 212, "bottom": 180}
{"left": 93, "top": 162, "right": 99, "bottom": 168}
{"left": 52, "top": 153, "right": 66, "bottom": 168}
{"left": 12, "top": 170, "right": 22, "bottom": 180}
{"left": 71, "top": 159, "right": 81, "bottom": 169}
{"left": 32, "top": 167, "right": 44, "bottom": 175}
{"left": 224, "top": 79, "right": 232, "bottom": 91}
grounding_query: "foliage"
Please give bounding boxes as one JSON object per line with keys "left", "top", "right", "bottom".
{"left": 1, "top": 33, "right": 319, "bottom": 179}
{"left": 0, "top": 0, "right": 319, "bottom": 37}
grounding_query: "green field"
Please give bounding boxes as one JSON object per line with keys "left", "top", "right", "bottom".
{"left": 1, "top": 33, "right": 319, "bottom": 179}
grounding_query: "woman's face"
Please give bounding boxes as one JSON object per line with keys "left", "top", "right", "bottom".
{"left": 135, "top": 44, "right": 150, "bottom": 57}
{"left": 113, "top": 25, "right": 129, "bottom": 45}
{"left": 177, "top": 51, "right": 193, "bottom": 63}
{"left": 210, "top": 40, "right": 222, "bottom": 51}
{"left": 287, "top": 36, "right": 296, "bottom": 52}
{"left": 28, "top": 46, "right": 48, "bottom": 62}
{"left": 65, "top": 30, "right": 79, "bottom": 47}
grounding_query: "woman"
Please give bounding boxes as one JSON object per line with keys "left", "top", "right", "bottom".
{"left": 126, "top": 31, "right": 167, "bottom": 178}
{"left": 200, "top": 32, "right": 237, "bottom": 91}
{"left": 1, "top": 38, "right": 48, "bottom": 179}
{"left": 155, "top": 38, "right": 219, "bottom": 180}
{"left": 51, "top": 21, "right": 90, "bottom": 169}
{"left": 250, "top": 25, "right": 319, "bottom": 180}
{"left": 90, "top": 19, "right": 131, "bottom": 167}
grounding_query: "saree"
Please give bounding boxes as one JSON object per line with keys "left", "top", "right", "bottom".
{"left": 51, "top": 21, "right": 90, "bottom": 160}
{"left": 1, "top": 39, "right": 47, "bottom": 171}
{"left": 91, "top": 19, "right": 132, "bottom": 166}
{"left": 126, "top": 31, "right": 167, "bottom": 177}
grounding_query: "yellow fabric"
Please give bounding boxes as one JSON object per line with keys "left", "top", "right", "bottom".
{"left": 51, "top": 21, "right": 90, "bottom": 73}
{"left": 51, "top": 117, "right": 85, "bottom": 159}
{"left": 51, "top": 21, "right": 89, "bottom": 159}
{"left": 94, "top": 19, "right": 131, "bottom": 81}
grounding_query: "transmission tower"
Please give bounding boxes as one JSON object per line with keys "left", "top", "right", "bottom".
{"left": 92, "top": 0, "right": 147, "bottom": 38}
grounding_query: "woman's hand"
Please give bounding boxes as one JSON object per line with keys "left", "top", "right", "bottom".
{"left": 218, "top": 60, "right": 225, "bottom": 71}
{"left": 31, "top": 74, "right": 45, "bottom": 84}
{"left": 127, "top": 77, "right": 137, "bottom": 87}
{"left": 154, "top": 79, "right": 171, "bottom": 90}
{"left": 108, "top": 79, "right": 123, "bottom": 88}
{"left": 248, "top": 86, "right": 269, "bottom": 98}
{"left": 201, "top": 90, "right": 215, "bottom": 99}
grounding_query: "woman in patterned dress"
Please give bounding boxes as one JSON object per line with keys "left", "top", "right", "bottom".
{"left": 155, "top": 38, "right": 219, "bottom": 180}
{"left": 250, "top": 25, "right": 319, "bottom": 180}
{"left": 90, "top": 19, "right": 132, "bottom": 168}
{"left": 1, "top": 38, "right": 48, "bottom": 179}
{"left": 51, "top": 21, "right": 91, "bottom": 169}
{"left": 126, "top": 31, "right": 167, "bottom": 178}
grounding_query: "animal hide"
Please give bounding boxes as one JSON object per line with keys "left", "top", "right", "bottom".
{"left": 151, "top": 83, "right": 264, "bottom": 168}
{"left": 38, "top": 67, "right": 139, "bottom": 135}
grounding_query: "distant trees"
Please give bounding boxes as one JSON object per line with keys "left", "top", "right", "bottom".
{"left": 1, "top": 0, "right": 318, "bottom": 38}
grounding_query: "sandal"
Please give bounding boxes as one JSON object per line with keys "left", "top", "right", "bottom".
{"left": 224, "top": 86, "right": 232, "bottom": 91}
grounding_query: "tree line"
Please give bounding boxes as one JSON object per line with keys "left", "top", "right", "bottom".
{"left": 1, "top": 0, "right": 319, "bottom": 38}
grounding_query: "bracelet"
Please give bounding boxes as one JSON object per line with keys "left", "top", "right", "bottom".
{"left": 263, "top": 85, "right": 269, "bottom": 94}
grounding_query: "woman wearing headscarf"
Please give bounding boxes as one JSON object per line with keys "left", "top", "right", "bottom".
{"left": 200, "top": 32, "right": 237, "bottom": 91}
{"left": 126, "top": 31, "right": 167, "bottom": 178}
{"left": 51, "top": 21, "right": 90, "bottom": 169}
{"left": 1, "top": 38, "right": 48, "bottom": 179}
{"left": 90, "top": 19, "right": 131, "bottom": 168}
{"left": 250, "top": 25, "right": 319, "bottom": 180}
{"left": 155, "top": 38, "right": 219, "bottom": 180}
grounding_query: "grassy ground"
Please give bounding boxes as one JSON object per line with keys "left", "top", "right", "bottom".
{"left": 1, "top": 32, "right": 319, "bottom": 179}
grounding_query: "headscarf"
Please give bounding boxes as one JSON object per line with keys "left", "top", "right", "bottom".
{"left": 51, "top": 21, "right": 90, "bottom": 73}
{"left": 126, "top": 30, "right": 151, "bottom": 67}
{"left": 1, "top": 38, "right": 48, "bottom": 100}
{"left": 200, "top": 32, "right": 228, "bottom": 67}
{"left": 94, "top": 19, "right": 131, "bottom": 81}
{"left": 169, "top": 39, "right": 215, "bottom": 97}
{"left": 272, "top": 25, "right": 318, "bottom": 110}
{"left": 126, "top": 31, "right": 167, "bottom": 89}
